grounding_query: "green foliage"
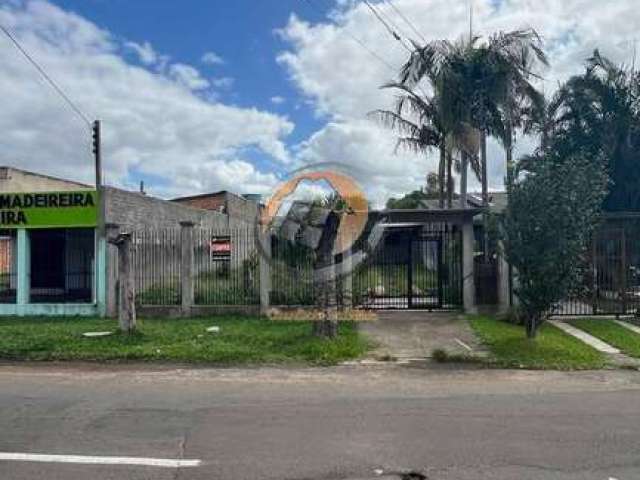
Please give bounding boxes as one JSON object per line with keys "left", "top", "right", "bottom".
{"left": 527, "top": 50, "right": 640, "bottom": 212}
{"left": 469, "top": 315, "right": 607, "bottom": 369}
{"left": 504, "top": 154, "right": 608, "bottom": 337}
{"left": 0, "top": 316, "right": 370, "bottom": 365}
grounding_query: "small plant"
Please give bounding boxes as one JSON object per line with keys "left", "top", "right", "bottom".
{"left": 431, "top": 348, "right": 449, "bottom": 362}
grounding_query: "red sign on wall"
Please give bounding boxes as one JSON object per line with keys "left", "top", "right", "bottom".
{"left": 209, "top": 236, "right": 231, "bottom": 261}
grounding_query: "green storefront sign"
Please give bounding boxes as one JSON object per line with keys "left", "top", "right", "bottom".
{"left": 0, "top": 190, "right": 98, "bottom": 228}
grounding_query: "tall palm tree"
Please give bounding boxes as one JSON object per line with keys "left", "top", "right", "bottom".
{"left": 370, "top": 83, "right": 450, "bottom": 208}
{"left": 398, "top": 30, "right": 547, "bottom": 208}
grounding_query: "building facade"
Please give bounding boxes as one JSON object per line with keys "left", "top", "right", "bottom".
{"left": 0, "top": 167, "right": 259, "bottom": 317}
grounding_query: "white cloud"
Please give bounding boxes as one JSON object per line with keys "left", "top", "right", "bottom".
{"left": 124, "top": 40, "right": 157, "bottom": 65}
{"left": 168, "top": 63, "right": 210, "bottom": 91}
{"left": 0, "top": 0, "right": 293, "bottom": 197}
{"left": 201, "top": 51, "right": 224, "bottom": 65}
{"left": 278, "top": 0, "right": 640, "bottom": 202}
{"left": 270, "top": 95, "right": 286, "bottom": 105}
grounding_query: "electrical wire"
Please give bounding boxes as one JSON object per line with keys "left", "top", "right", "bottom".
{"left": 302, "top": 0, "right": 399, "bottom": 72}
{"left": 0, "top": 23, "right": 92, "bottom": 127}
{"left": 362, "top": 0, "right": 413, "bottom": 53}
{"left": 382, "top": 0, "right": 427, "bottom": 44}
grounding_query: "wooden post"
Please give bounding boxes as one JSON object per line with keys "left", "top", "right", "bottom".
{"left": 109, "top": 232, "right": 136, "bottom": 333}
{"left": 313, "top": 211, "right": 340, "bottom": 338}
{"left": 180, "top": 221, "right": 195, "bottom": 318}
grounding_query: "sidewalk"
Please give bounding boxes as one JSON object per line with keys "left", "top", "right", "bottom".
{"left": 358, "top": 311, "right": 486, "bottom": 362}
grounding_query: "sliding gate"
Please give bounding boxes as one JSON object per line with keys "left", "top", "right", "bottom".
{"left": 353, "top": 227, "right": 462, "bottom": 310}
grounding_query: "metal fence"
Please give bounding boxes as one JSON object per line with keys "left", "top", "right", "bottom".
{"left": 554, "top": 215, "right": 640, "bottom": 316}
{"left": 353, "top": 224, "right": 463, "bottom": 310}
{"left": 133, "top": 229, "right": 181, "bottom": 305}
{"left": 269, "top": 234, "right": 315, "bottom": 306}
{"left": 193, "top": 228, "right": 259, "bottom": 305}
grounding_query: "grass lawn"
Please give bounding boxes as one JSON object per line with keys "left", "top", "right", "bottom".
{"left": 570, "top": 318, "right": 640, "bottom": 358}
{"left": 469, "top": 315, "right": 607, "bottom": 370}
{"left": 0, "top": 316, "right": 370, "bottom": 366}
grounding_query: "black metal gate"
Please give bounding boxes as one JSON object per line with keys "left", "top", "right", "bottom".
{"left": 353, "top": 226, "right": 462, "bottom": 310}
{"left": 555, "top": 218, "right": 640, "bottom": 316}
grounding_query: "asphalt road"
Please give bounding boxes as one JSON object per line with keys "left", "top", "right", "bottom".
{"left": 1, "top": 363, "right": 640, "bottom": 480}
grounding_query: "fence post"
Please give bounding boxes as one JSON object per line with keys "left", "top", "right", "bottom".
{"left": 259, "top": 229, "right": 271, "bottom": 315}
{"left": 180, "top": 221, "right": 195, "bottom": 317}
{"left": 105, "top": 223, "right": 120, "bottom": 318}
{"left": 461, "top": 218, "right": 477, "bottom": 314}
{"left": 342, "top": 247, "right": 353, "bottom": 308}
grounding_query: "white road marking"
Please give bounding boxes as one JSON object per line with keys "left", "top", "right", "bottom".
{"left": 454, "top": 338, "right": 472, "bottom": 351}
{"left": 0, "top": 452, "right": 201, "bottom": 468}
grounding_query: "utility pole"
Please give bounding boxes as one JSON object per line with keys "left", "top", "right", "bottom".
{"left": 92, "top": 120, "right": 104, "bottom": 234}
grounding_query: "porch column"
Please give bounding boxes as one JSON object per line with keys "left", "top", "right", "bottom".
{"left": 16, "top": 228, "right": 30, "bottom": 309}
{"left": 497, "top": 240, "right": 511, "bottom": 314}
{"left": 180, "top": 221, "right": 195, "bottom": 317}
{"left": 461, "top": 218, "right": 476, "bottom": 314}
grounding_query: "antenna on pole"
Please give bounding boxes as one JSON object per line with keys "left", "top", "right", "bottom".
{"left": 469, "top": 0, "right": 473, "bottom": 42}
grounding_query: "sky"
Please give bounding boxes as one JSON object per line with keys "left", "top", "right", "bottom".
{"left": 1, "top": 0, "right": 639, "bottom": 207}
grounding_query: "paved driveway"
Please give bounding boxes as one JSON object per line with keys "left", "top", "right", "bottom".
{"left": 359, "top": 311, "right": 485, "bottom": 361}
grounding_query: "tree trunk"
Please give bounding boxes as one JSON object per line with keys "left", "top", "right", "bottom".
{"left": 447, "top": 149, "right": 453, "bottom": 209}
{"left": 481, "top": 130, "right": 489, "bottom": 260}
{"left": 505, "top": 118, "right": 514, "bottom": 191}
{"left": 313, "top": 211, "right": 341, "bottom": 338}
{"left": 113, "top": 233, "right": 136, "bottom": 334}
{"left": 525, "top": 314, "right": 538, "bottom": 339}
{"left": 438, "top": 141, "right": 446, "bottom": 209}
{"left": 459, "top": 150, "right": 468, "bottom": 209}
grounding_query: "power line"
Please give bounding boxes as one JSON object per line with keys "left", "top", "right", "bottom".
{"left": 362, "top": 0, "right": 413, "bottom": 53}
{"left": 382, "top": 0, "right": 427, "bottom": 44}
{"left": 301, "top": 0, "right": 398, "bottom": 72}
{"left": 300, "top": 0, "right": 430, "bottom": 100}
{"left": 0, "top": 23, "right": 92, "bottom": 127}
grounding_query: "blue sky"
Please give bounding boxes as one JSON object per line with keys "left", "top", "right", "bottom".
{"left": 51, "top": 0, "right": 329, "bottom": 175}
{"left": 1, "top": 0, "right": 638, "bottom": 206}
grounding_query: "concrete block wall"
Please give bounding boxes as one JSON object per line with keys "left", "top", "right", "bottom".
{"left": 104, "top": 187, "right": 229, "bottom": 230}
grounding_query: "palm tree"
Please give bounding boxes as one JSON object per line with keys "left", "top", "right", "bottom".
{"left": 398, "top": 30, "right": 547, "bottom": 208}
{"left": 370, "top": 82, "right": 449, "bottom": 208}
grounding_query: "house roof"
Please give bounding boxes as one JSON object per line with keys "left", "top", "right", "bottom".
{"left": 0, "top": 166, "right": 92, "bottom": 189}
{"left": 418, "top": 192, "right": 508, "bottom": 214}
